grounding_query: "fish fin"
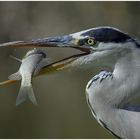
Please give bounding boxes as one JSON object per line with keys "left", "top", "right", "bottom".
{"left": 8, "top": 72, "right": 21, "bottom": 80}
{"left": 16, "top": 85, "right": 37, "bottom": 106}
{"left": 10, "top": 55, "right": 22, "bottom": 62}
{"left": 34, "top": 58, "right": 51, "bottom": 75}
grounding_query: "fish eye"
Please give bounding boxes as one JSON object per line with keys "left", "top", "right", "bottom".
{"left": 86, "top": 38, "right": 96, "bottom": 46}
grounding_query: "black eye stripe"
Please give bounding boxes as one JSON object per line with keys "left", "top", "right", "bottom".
{"left": 81, "top": 27, "right": 132, "bottom": 43}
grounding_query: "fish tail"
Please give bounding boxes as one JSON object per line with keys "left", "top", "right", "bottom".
{"left": 16, "top": 85, "right": 37, "bottom": 106}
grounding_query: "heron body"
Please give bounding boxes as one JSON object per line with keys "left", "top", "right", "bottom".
{"left": 82, "top": 33, "right": 140, "bottom": 138}
{"left": 1, "top": 26, "right": 140, "bottom": 138}
{"left": 41, "top": 27, "right": 140, "bottom": 138}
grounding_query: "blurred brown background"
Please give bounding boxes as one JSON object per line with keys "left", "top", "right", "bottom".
{"left": 0, "top": 1, "right": 139, "bottom": 139}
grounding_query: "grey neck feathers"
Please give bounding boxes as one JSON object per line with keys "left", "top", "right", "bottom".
{"left": 90, "top": 48, "right": 140, "bottom": 138}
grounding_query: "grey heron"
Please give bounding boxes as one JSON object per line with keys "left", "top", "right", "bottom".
{"left": 1, "top": 26, "right": 140, "bottom": 138}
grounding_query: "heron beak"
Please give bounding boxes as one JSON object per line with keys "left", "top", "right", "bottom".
{"left": 0, "top": 35, "right": 91, "bottom": 53}
{"left": 0, "top": 35, "right": 91, "bottom": 86}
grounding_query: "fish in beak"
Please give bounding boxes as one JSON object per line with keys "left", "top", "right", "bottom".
{"left": 0, "top": 34, "right": 92, "bottom": 86}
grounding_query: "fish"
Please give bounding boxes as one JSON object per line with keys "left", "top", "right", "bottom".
{"left": 8, "top": 48, "right": 49, "bottom": 106}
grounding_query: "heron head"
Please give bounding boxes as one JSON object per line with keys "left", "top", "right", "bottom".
{"left": 7, "top": 27, "right": 139, "bottom": 73}
{"left": 33, "top": 27, "right": 138, "bottom": 68}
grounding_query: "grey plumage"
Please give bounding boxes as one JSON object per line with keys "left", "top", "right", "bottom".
{"left": 3, "top": 26, "right": 140, "bottom": 138}
{"left": 39, "top": 27, "right": 140, "bottom": 138}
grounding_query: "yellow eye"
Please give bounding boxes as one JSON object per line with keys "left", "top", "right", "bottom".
{"left": 86, "top": 38, "right": 96, "bottom": 46}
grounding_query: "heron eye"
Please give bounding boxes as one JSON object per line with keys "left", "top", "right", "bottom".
{"left": 86, "top": 38, "right": 96, "bottom": 46}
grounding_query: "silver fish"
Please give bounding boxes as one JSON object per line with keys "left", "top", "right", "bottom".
{"left": 9, "top": 48, "right": 49, "bottom": 106}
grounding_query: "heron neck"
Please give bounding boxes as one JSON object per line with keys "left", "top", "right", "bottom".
{"left": 88, "top": 48, "right": 140, "bottom": 138}
{"left": 113, "top": 48, "right": 140, "bottom": 104}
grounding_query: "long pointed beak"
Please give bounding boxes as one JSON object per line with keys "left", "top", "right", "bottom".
{"left": 0, "top": 35, "right": 72, "bottom": 47}
{"left": 0, "top": 35, "right": 91, "bottom": 53}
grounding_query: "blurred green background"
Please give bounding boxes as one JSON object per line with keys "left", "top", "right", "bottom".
{"left": 0, "top": 1, "right": 140, "bottom": 139}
